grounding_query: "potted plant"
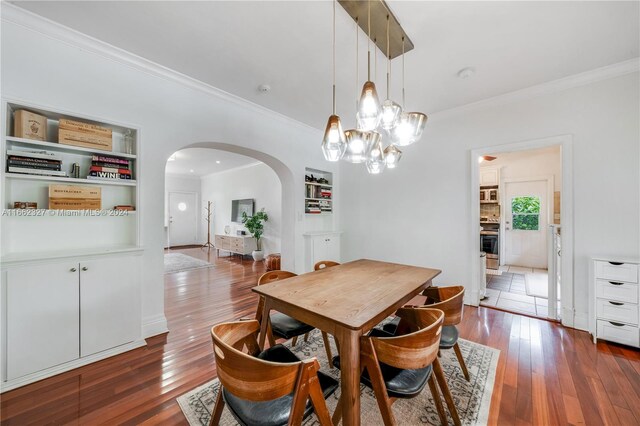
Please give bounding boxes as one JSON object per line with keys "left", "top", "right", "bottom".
{"left": 242, "top": 209, "right": 269, "bottom": 261}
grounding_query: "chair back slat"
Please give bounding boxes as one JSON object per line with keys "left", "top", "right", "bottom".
{"left": 368, "top": 309, "right": 444, "bottom": 370}
{"left": 211, "top": 320, "right": 301, "bottom": 401}
{"left": 258, "top": 270, "right": 297, "bottom": 285}
{"left": 422, "top": 286, "right": 465, "bottom": 326}
{"left": 314, "top": 260, "right": 340, "bottom": 271}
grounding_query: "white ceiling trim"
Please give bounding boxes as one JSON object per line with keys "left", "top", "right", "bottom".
{"left": 431, "top": 57, "right": 639, "bottom": 121}
{"left": 3, "top": 3, "right": 638, "bottom": 129}
{"left": 0, "top": 2, "right": 319, "bottom": 134}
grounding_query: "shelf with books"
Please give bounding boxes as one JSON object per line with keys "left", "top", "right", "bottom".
{"left": 1, "top": 98, "right": 141, "bottom": 255}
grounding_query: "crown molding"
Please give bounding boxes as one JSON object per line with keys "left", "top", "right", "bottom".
{"left": 2, "top": 3, "right": 638, "bottom": 127}
{"left": 0, "top": 2, "right": 320, "bottom": 134}
{"left": 431, "top": 57, "right": 640, "bottom": 121}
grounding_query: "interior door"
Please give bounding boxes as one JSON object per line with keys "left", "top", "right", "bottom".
{"left": 80, "top": 256, "right": 139, "bottom": 357}
{"left": 504, "top": 180, "right": 548, "bottom": 268}
{"left": 168, "top": 192, "right": 198, "bottom": 247}
{"left": 6, "top": 263, "right": 80, "bottom": 380}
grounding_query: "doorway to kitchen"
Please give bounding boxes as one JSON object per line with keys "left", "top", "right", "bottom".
{"left": 470, "top": 136, "right": 572, "bottom": 326}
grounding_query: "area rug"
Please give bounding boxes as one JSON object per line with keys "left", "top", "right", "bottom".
{"left": 164, "top": 253, "right": 213, "bottom": 274}
{"left": 486, "top": 269, "right": 502, "bottom": 276}
{"left": 525, "top": 271, "right": 548, "bottom": 299}
{"left": 177, "top": 328, "right": 500, "bottom": 425}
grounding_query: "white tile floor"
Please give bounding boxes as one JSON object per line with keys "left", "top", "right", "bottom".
{"left": 480, "top": 265, "right": 549, "bottom": 318}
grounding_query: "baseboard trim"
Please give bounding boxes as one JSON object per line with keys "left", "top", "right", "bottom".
{"left": 572, "top": 312, "right": 589, "bottom": 332}
{"left": 0, "top": 339, "right": 146, "bottom": 393}
{"left": 143, "top": 314, "right": 169, "bottom": 338}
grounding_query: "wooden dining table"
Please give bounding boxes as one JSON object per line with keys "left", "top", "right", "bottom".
{"left": 252, "top": 258, "right": 441, "bottom": 426}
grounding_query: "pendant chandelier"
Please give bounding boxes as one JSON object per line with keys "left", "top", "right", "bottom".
{"left": 321, "top": 0, "right": 427, "bottom": 174}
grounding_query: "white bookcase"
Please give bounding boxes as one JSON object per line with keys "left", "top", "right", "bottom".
{"left": 0, "top": 99, "right": 145, "bottom": 392}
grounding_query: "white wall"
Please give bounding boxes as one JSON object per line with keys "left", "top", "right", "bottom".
{"left": 0, "top": 8, "right": 340, "bottom": 338}
{"left": 164, "top": 175, "right": 201, "bottom": 247}
{"left": 200, "top": 163, "right": 282, "bottom": 255}
{"left": 340, "top": 72, "right": 640, "bottom": 329}
{"left": 482, "top": 145, "right": 562, "bottom": 191}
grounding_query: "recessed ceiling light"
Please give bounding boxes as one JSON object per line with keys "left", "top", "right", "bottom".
{"left": 257, "top": 84, "right": 271, "bottom": 93}
{"left": 189, "top": 169, "right": 194, "bottom": 173}
{"left": 216, "top": 160, "right": 221, "bottom": 164}
{"left": 457, "top": 67, "right": 476, "bottom": 79}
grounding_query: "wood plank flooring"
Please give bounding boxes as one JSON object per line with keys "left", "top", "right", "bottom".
{"left": 2, "top": 248, "right": 639, "bottom": 425}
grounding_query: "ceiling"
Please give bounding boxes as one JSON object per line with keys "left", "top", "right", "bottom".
{"left": 165, "top": 148, "right": 259, "bottom": 177}
{"left": 12, "top": 1, "right": 640, "bottom": 130}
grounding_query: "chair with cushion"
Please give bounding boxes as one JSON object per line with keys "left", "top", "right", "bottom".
{"left": 384, "top": 285, "right": 469, "bottom": 381}
{"left": 332, "top": 308, "right": 451, "bottom": 426}
{"left": 256, "top": 271, "right": 334, "bottom": 367}
{"left": 313, "top": 260, "right": 340, "bottom": 271}
{"left": 209, "top": 320, "right": 338, "bottom": 426}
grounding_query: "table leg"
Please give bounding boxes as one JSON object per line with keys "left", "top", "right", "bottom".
{"left": 258, "top": 299, "right": 271, "bottom": 350}
{"left": 337, "top": 328, "right": 361, "bottom": 426}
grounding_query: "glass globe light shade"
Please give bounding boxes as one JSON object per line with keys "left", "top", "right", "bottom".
{"left": 392, "top": 112, "right": 428, "bottom": 146}
{"left": 380, "top": 99, "right": 402, "bottom": 131}
{"left": 365, "top": 132, "right": 386, "bottom": 174}
{"left": 321, "top": 114, "right": 347, "bottom": 161}
{"left": 343, "top": 129, "right": 376, "bottom": 163}
{"left": 356, "top": 81, "right": 382, "bottom": 131}
{"left": 383, "top": 144, "right": 403, "bottom": 169}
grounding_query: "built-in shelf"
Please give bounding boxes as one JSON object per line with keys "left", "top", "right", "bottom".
{"left": 0, "top": 245, "right": 143, "bottom": 265}
{"left": 305, "top": 182, "right": 332, "bottom": 188}
{"left": 305, "top": 198, "right": 332, "bottom": 202}
{"left": 5, "top": 136, "right": 137, "bottom": 159}
{"left": 5, "top": 173, "right": 137, "bottom": 187}
{"left": 305, "top": 213, "right": 333, "bottom": 216}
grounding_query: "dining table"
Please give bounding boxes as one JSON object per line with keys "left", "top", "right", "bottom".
{"left": 252, "top": 258, "right": 441, "bottom": 426}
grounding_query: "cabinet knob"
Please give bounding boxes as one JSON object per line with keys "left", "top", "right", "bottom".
{"left": 70, "top": 268, "right": 77, "bottom": 272}
{"left": 82, "top": 266, "right": 88, "bottom": 271}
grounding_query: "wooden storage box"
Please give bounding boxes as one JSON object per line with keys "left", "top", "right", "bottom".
{"left": 58, "top": 118, "right": 112, "bottom": 151}
{"left": 14, "top": 110, "right": 47, "bottom": 141}
{"left": 49, "top": 184, "right": 101, "bottom": 210}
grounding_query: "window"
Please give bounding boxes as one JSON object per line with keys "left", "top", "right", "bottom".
{"left": 512, "top": 196, "right": 540, "bottom": 230}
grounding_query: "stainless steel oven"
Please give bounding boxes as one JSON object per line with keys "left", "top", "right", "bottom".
{"left": 480, "top": 229, "right": 499, "bottom": 269}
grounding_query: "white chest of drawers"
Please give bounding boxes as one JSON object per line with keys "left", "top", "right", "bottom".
{"left": 591, "top": 257, "right": 640, "bottom": 347}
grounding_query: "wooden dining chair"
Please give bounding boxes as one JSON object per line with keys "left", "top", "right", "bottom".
{"left": 332, "top": 308, "right": 451, "bottom": 426}
{"left": 209, "top": 320, "right": 338, "bottom": 426}
{"left": 256, "top": 270, "right": 334, "bottom": 367}
{"left": 384, "top": 285, "right": 469, "bottom": 381}
{"left": 314, "top": 260, "right": 340, "bottom": 271}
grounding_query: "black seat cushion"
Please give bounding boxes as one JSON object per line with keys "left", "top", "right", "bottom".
{"left": 439, "top": 325, "right": 459, "bottom": 349}
{"left": 222, "top": 344, "right": 339, "bottom": 426}
{"left": 380, "top": 317, "right": 401, "bottom": 335}
{"left": 269, "top": 312, "right": 315, "bottom": 339}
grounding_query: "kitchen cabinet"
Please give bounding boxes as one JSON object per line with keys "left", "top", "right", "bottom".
{"left": 480, "top": 167, "right": 500, "bottom": 186}
{"left": 303, "top": 232, "right": 341, "bottom": 272}
{"left": 2, "top": 251, "right": 142, "bottom": 388}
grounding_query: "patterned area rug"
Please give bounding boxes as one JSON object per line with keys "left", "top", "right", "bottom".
{"left": 177, "top": 328, "right": 500, "bottom": 425}
{"left": 164, "top": 253, "right": 213, "bottom": 274}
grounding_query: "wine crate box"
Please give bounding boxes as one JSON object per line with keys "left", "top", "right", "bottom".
{"left": 58, "top": 118, "right": 112, "bottom": 150}
{"left": 49, "top": 185, "right": 101, "bottom": 200}
{"left": 49, "top": 198, "right": 101, "bottom": 210}
{"left": 14, "top": 110, "right": 47, "bottom": 141}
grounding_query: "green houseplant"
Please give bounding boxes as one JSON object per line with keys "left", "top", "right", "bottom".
{"left": 242, "top": 209, "right": 269, "bottom": 261}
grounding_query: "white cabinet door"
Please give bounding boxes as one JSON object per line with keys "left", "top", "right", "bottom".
{"left": 480, "top": 167, "right": 500, "bottom": 186}
{"left": 324, "top": 236, "right": 340, "bottom": 262}
{"left": 6, "top": 263, "right": 80, "bottom": 380}
{"left": 312, "top": 237, "right": 329, "bottom": 265}
{"left": 80, "top": 256, "right": 139, "bottom": 357}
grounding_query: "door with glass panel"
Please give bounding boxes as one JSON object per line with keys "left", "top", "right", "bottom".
{"left": 168, "top": 192, "right": 199, "bottom": 247}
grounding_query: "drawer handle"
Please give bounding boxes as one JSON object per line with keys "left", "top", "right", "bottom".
{"left": 70, "top": 267, "right": 77, "bottom": 272}
{"left": 82, "top": 267, "right": 88, "bottom": 271}
{"left": 608, "top": 261, "right": 624, "bottom": 266}
{"left": 609, "top": 281, "right": 624, "bottom": 286}
{"left": 608, "top": 301, "right": 624, "bottom": 306}
{"left": 609, "top": 321, "right": 625, "bottom": 327}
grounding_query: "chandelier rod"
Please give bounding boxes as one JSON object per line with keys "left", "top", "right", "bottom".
{"left": 332, "top": 0, "right": 337, "bottom": 114}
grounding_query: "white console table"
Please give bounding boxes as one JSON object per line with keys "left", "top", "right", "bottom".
{"left": 215, "top": 234, "right": 257, "bottom": 258}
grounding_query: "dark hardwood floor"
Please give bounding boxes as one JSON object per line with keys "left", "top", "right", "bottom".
{"left": 1, "top": 248, "right": 639, "bottom": 425}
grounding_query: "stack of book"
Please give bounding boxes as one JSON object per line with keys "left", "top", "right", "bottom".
{"left": 7, "top": 149, "right": 67, "bottom": 177}
{"left": 88, "top": 155, "right": 132, "bottom": 181}
{"left": 319, "top": 187, "right": 332, "bottom": 198}
{"left": 305, "top": 200, "right": 322, "bottom": 214}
